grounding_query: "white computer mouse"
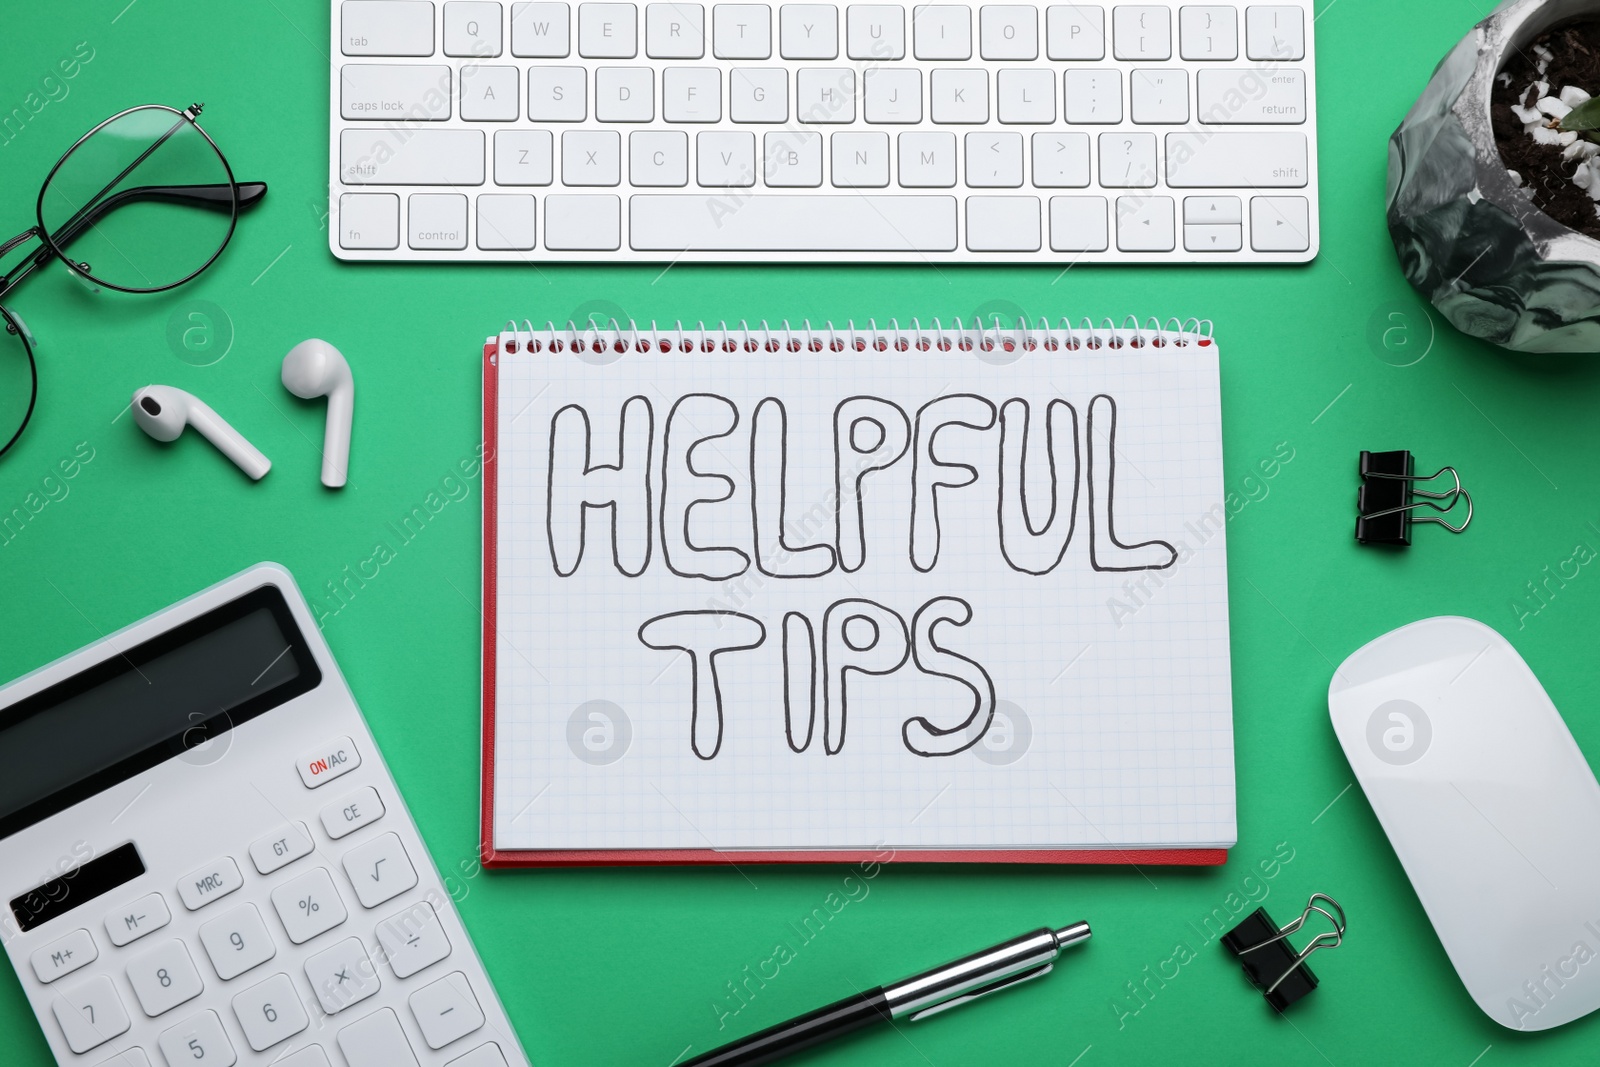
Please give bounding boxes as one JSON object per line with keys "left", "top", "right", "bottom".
{"left": 1329, "top": 616, "right": 1600, "bottom": 1031}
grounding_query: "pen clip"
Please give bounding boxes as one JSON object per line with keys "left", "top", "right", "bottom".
{"left": 905, "top": 962, "right": 1055, "bottom": 1022}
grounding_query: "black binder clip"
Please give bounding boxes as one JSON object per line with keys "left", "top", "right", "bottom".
{"left": 1221, "top": 894, "right": 1346, "bottom": 1012}
{"left": 1356, "top": 450, "right": 1472, "bottom": 546}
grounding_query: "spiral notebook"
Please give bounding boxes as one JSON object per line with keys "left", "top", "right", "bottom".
{"left": 481, "top": 319, "right": 1234, "bottom": 867}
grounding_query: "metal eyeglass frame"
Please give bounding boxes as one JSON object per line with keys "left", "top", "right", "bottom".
{"left": 0, "top": 102, "right": 267, "bottom": 458}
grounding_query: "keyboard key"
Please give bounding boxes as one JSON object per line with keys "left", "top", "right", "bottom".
{"left": 996, "top": 68, "right": 1053, "bottom": 123}
{"left": 714, "top": 4, "right": 773, "bottom": 57}
{"left": 1246, "top": 4, "right": 1303, "bottom": 61}
{"left": 864, "top": 68, "right": 921, "bottom": 122}
{"left": 563, "top": 130, "right": 623, "bottom": 185}
{"left": 913, "top": 4, "right": 971, "bottom": 58}
{"left": 1048, "top": 195, "right": 1108, "bottom": 251}
{"left": 663, "top": 66, "right": 722, "bottom": 120}
{"left": 200, "top": 903, "right": 277, "bottom": 980}
{"left": 321, "top": 785, "right": 386, "bottom": 840}
{"left": 342, "top": 129, "right": 487, "bottom": 184}
{"left": 831, "top": 131, "right": 890, "bottom": 187}
{"left": 1130, "top": 68, "right": 1186, "bottom": 122}
{"left": 342, "top": 1, "right": 435, "bottom": 56}
{"left": 966, "top": 195, "right": 1040, "bottom": 250}
{"left": 1032, "top": 132, "right": 1089, "bottom": 186}
{"left": 477, "top": 194, "right": 540, "bottom": 248}
{"left": 1178, "top": 5, "right": 1236, "bottom": 59}
{"left": 126, "top": 939, "right": 204, "bottom": 1017}
{"left": 930, "top": 69, "right": 986, "bottom": 123}
{"left": 297, "top": 736, "right": 362, "bottom": 788}
{"left": 629, "top": 193, "right": 958, "bottom": 249}
{"left": 446, "top": 1, "right": 506, "bottom": 55}
{"left": 632, "top": 130, "right": 690, "bottom": 184}
{"left": 448, "top": 1045, "right": 510, "bottom": 1067}
{"left": 32, "top": 928, "right": 97, "bottom": 982}
{"left": 765, "top": 131, "right": 823, "bottom": 185}
{"left": 341, "top": 65, "right": 453, "bottom": 121}
{"left": 272, "top": 867, "right": 350, "bottom": 944}
{"left": 1250, "top": 194, "right": 1310, "bottom": 251}
{"left": 1116, "top": 193, "right": 1174, "bottom": 250}
{"left": 1165, "top": 131, "right": 1307, "bottom": 186}
{"left": 1045, "top": 3, "right": 1103, "bottom": 58}
{"left": 1198, "top": 67, "right": 1305, "bottom": 123}
{"left": 250, "top": 823, "right": 315, "bottom": 876}
{"left": 306, "top": 937, "right": 381, "bottom": 1016}
{"left": 847, "top": 5, "right": 905, "bottom": 58}
{"left": 338, "top": 193, "right": 401, "bottom": 249}
{"left": 898, "top": 131, "right": 956, "bottom": 186}
{"left": 462, "top": 65, "right": 520, "bottom": 120}
{"left": 1184, "top": 194, "right": 1241, "bottom": 223}
{"left": 178, "top": 857, "right": 243, "bottom": 911}
{"left": 1112, "top": 5, "right": 1169, "bottom": 59}
{"left": 344, "top": 833, "right": 420, "bottom": 908}
{"left": 377, "top": 900, "right": 455, "bottom": 979}
{"left": 1062, "top": 68, "right": 1120, "bottom": 122}
{"left": 1184, "top": 223, "right": 1241, "bottom": 251}
{"left": 796, "top": 68, "right": 855, "bottom": 121}
{"left": 965, "top": 131, "right": 1022, "bottom": 187}
{"left": 1099, "top": 130, "right": 1156, "bottom": 187}
{"left": 579, "top": 2, "right": 639, "bottom": 55}
{"left": 596, "top": 66, "right": 655, "bottom": 119}
{"left": 51, "top": 975, "right": 130, "bottom": 1053}
{"left": 157, "top": 1009, "right": 236, "bottom": 1067}
{"left": 780, "top": 4, "right": 838, "bottom": 57}
{"left": 698, "top": 130, "right": 757, "bottom": 185}
{"left": 648, "top": 3, "right": 707, "bottom": 55}
{"left": 276, "top": 1048, "right": 334, "bottom": 1067}
{"left": 731, "top": 67, "right": 788, "bottom": 120}
{"left": 544, "top": 194, "right": 623, "bottom": 248}
{"left": 233, "top": 972, "right": 310, "bottom": 1051}
{"left": 511, "top": 1, "right": 573, "bottom": 54}
{"left": 495, "top": 129, "right": 554, "bottom": 184}
{"left": 339, "top": 1008, "right": 420, "bottom": 1067}
{"left": 104, "top": 893, "right": 169, "bottom": 949}
{"left": 979, "top": 5, "right": 1036, "bottom": 59}
{"left": 528, "top": 65, "right": 588, "bottom": 119}
{"left": 410, "top": 972, "right": 486, "bottom": 1049}
{"left": 88, "top": 1051, "right": 148, "bottom": 1067}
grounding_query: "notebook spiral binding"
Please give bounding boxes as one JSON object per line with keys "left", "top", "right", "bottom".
{"left": 496, "top": 316, "right": 1215, "bottom": 356}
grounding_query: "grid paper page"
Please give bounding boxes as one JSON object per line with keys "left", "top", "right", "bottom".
{"left": 490, "top": 324, "right": 1235, "bottom": 852}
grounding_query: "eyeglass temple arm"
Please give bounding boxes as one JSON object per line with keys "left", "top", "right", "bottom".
{"left": 0, "top": 181, "right": 267, "bottom": 299}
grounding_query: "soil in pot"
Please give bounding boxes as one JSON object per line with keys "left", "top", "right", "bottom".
{"left": 1493, "top": 17, "right": 1600, "bottom": 239}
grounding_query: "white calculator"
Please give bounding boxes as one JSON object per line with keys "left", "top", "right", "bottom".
{"left": 0, "top": 563, "right": 531, "bottom": 1067}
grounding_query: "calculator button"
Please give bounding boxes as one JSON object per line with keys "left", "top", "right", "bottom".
{"left": 376, "top": 900, "right": 453, "bottom": 978}
{"left": 250, "top": 821, "right": 316, "bottom": 874}
{"left": 30, "top": 928, "right": 97, "bottom": 983}
{"left": 274, "top": 1046, "right": 333, "bottom": 1067}
{"left": 233, "top": 972, "right": 310, "bottom": 1051}
{"left": 305, "top": 936, "right": 381, "bottom": 1015}
{"left": 271, "top": 868, "right": 349, "bottom": 944}
{"left": 89, "top": 1050, "right": 150, "bottom": 1067}
{"left": 448, "top": 1043, "right": 510, "bottom": 1067}
{"left": 126, "top": 938, "right": 205, "bottom": 1017}
{"left": 298, "top": 735, "right": 362, "bottom": 788}
{"left": 337, "top": 1007, "right": 420, "bottom": 1067}
{"left": 178, "top": 856, "right": 244, "bottom": 911}
{"left": 410, "top": 971, "right": 486, "bottom": 1049}
{"left": 343, "top": 833, "right": 419, "bottom": 908}
{"left": 157, "top": 1008, "right": 236, "bottom": 1067}
{"left": 103, "top": 892, "right": 171, "bottom": 948}
{"left": 51, "top": 974, "right": 131, "bottom": 1053}
{"left": 199, "top": 903, "right": 277, "bottom": 980}
{"left": 321, "top": 786, "right": 386, "bottom": 839}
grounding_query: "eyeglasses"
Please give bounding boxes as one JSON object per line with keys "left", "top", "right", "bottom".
{"left": 0, "top": 103, "right": 266, "bottom": 458}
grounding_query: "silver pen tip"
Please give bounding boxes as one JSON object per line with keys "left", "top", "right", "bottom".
{"left": 1053, "top": 921, "right": 1092, "bottom": 949}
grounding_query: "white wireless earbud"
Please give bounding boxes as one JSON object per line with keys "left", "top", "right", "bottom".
{"left": 130, "top": 385, "right": 272, "bottom": 481}
{"left": 281, "top": 339, "right": 354, "bottom": 489}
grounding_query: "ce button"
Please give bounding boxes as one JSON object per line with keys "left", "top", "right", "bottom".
{"left": 321, "top": 785, "right": 386, "bottom": 840}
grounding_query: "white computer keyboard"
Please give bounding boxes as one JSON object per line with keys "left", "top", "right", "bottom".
{"left": 0, "top": 564, "right": 529, "bottom": 1067}
{"left": 327, "top": 0, "right": 1318, "bottom": 263}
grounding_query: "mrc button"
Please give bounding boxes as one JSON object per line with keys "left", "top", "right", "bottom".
{"left": 297, "top": 735, "right": 362, "bottom": 788}
{"left": 178, "top": 856, "right": 243, "bottom": 911}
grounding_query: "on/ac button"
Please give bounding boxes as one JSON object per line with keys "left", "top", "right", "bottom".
{"left": 296, "top": 735, "right": 362, "bottom": 788}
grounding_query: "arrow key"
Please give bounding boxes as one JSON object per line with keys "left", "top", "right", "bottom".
{"left": 1183, "top": 195, "right": 1242, "bottom": 225}
{"left": 1250, "top": 195, "right": 1310, "bottom": 252}
{"left": 1184, "top": 223, "right": 1242, "bottom": 252}
{"left": 1115, "top": 194, "right": 1175, "bottom": 252}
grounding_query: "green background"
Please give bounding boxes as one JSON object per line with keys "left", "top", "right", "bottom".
{"left": 5, "top": 0, "right": 1600, "bottom": 1063}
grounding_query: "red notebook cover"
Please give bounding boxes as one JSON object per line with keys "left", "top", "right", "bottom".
{"left": 480, "top": 339, "right": 1226, "bottom": 869}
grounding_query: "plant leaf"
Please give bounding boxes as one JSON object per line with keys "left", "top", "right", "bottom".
{"left": 1561, "top": 96, "right": 1600, "bottom": 131}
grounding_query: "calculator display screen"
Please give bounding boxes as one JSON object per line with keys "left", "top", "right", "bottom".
{"left": 0, "top": 585, "right": 322, "bottom": 840}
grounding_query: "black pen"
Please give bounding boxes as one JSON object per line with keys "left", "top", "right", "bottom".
{"left": 681, "top": 921, "right": 1092, "bottom": 1067}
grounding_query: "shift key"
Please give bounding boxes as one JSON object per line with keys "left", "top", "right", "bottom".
{"left": 1165, "top": 132, "right": 1307, "bottom": 188}
{"left": 341, "top": 129, "right": 485, "bottom": 185}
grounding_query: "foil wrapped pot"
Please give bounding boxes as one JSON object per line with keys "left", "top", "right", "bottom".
{"left": 1387, "top": 0, "right": 1600, "bottom": 353}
